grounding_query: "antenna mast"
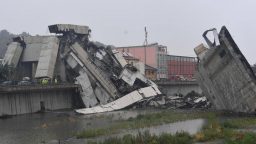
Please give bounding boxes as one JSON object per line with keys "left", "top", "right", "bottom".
{"left": 144, "top": 27, "right": 148, "bottom": 65}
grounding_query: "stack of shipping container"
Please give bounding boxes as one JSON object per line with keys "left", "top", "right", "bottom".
{"left": 167, "top": 55, "right": 197, "bottom": 81}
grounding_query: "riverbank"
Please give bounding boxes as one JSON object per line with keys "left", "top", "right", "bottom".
{"left": 1, "top": 109, "right": 256, "bottom": 144}
{"left": 74, "top": 109, "right": 256, "bottom": 144}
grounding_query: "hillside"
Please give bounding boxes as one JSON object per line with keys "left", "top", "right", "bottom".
{"left": 0, "top": 30, "right": 30, "bottom": 58}
{"left": 0, "top": 30, "right": 15, "bottom": 58}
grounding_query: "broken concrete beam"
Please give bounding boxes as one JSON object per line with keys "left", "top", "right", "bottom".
{"left": 194, "top": 43, "right": 208, "bottom": 60}
{"left": 21, "top": 36, "right": 45, "bottom": 62}
{"left": 112, "top": 49, "right": 127, "bottom": 67}
{"left": 70, "top": 42, "right": 119, "bottom": 98}
{"left": 195, "top": 26, "right": 256, "bottom": 113}
{"left": 35, "top": 37, "right": 59, "bottom": 79}
{"left": 75, "top": 71, "right": 98, "bottom": 108}
{"left": 2, "top": 42, "right": 23, "bottom": 67}
{"left": 48, "top": 24, "right": 90, "bottom": 35}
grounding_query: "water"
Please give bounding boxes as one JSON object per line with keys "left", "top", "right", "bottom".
{"left": 0, "top": 110, "right": 156, "bottom": 144}
{"left": 133, "top": 118, "right": 206, "bottom": 135}
{"left": 0, "top": 110, "right": 206, "bottom": 144}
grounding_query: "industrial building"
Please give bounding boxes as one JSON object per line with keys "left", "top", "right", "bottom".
{"left": 116, "top": 43, "right": 168, "bottom": 79}
{"left": 121, "top": 51, "right": 145, "bottom": 75}
{"left": 116, "top": 44, "right": 197, "bottom": 81}
{"left": 145, "top": 64, "right": 157, "bottom": 80}
{"left": 121, "top": 51, "right": 157, "bottom": 80}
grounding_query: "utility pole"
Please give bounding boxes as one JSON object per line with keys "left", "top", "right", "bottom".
{"left": 143, "top": 27, "right": 148, "bottom": 65}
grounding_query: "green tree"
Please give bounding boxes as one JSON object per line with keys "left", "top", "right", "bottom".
{"left": 0, "top": 63, "right": 15, "bottom": 81}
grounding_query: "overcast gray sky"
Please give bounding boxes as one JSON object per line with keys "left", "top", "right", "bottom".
{"left": 1, "top": 0, "right": 256, "bottom": 64}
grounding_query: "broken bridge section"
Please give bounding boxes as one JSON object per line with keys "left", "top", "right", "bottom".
{"left": 195, "top": 26, "right": 256, "bottom": 113}
{"left": 48, "top": 24, "right": 162, "bottom": 113}
{"left": 1, "top": 24, "right": 162, "bottom": 115}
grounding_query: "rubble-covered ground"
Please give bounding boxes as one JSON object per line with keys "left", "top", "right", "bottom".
{"left": 133, "top": 91, "right": 211, "bottom": 110}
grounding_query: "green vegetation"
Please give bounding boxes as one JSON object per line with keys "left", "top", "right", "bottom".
{"left": 194, "top": 115, "right": 256, "bottom": 144}
{"left": 223, "top": 117, "right": 256, "bottom": 129}
{"left": 0, "top": 63, "right": 15, "bottom": 80}
{"left": 0, "top": 29, "right": 30, "bottom": 58}
{"left": 194, "top": 115, "right": 231, "bottom": 142}
{"left": 76, "top": 128, "right": 109, "bottom": 139}
{"left": 76, "top": 110, "right": 215, "bottom": 138}
{"left": 225, "top": 132, "right": 256, "bottom": 144}
{"left": 88, "top": 131, "right": 192, "bottom": 144}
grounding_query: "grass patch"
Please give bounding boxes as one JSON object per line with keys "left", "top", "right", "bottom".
{"left": 194, "top": 115, "right": 256, "bottom": 143}
{"left": 88, "top": 131, "right": 192, "bottom": 144}
{"left": 224, "top": 132, "right": 256, "bottom": 144}
{"left": 76, "top": 110, "right": 214, "bottom": 138}
{"left": 194, "top": 113, "right": 226, "bottom": 142}
{"left": 223, "top": 117, "right": 256, "bottom": 129}
{"left": 76, "top": 128, "right": 109, "bottom": 139}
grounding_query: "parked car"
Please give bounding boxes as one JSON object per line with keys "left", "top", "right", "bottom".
{"left": 17, "top": 80, "right": 32, "bottom": 85}
{"left": 0, "top": 81, "right": 17, "bottom": 86}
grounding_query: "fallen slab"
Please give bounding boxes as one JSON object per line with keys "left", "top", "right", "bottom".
{"left": 76, "top": 86, "right": 161, "bottom": 114}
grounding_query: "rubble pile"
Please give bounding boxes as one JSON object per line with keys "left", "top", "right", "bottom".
{"left": 133, "top": 91, "right": 211, "bottom": 109}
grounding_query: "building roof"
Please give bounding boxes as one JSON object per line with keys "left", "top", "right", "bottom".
{"left": 117, "top": 43, "right": 161, "bottom": 49}
{"left": 123, "top": 55, "right": 139, "bottom": 61}
{"left": 167, "top": 55, "right": 196, "bottom": 59}
{"left": 145, "top": 64, "right": 157, "bottom": 71}
{"left": 121, "top": 51, "right": 139, "bottom": 61}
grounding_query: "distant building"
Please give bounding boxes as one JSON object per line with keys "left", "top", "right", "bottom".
{"left": 116, "top": 43, "right": 168, "bottom": 79}
{"left": 122, "top": 52, "right": 157, "bottom": 81}
{"left": 122, "top": 51, "right": 145, "bottom": 75}
{"left": 145, "top": 64, "right": 157, "bottom": 81}
{"left": 166, "top": 55, "right": 197, "bottom": 81}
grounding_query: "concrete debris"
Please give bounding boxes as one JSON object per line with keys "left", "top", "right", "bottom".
{"left": 35, "top": 37, "right": 59, "bottom": 78}
{"left": 48, "top": 24, "right": 90, "bottom": 35}
{"left": 2, "top": 42, "right": 23, "bottom": 67}
{"left": 195, "top": 26, "right": 256, "bottom": 113}
{"left": 76, "top": 86, "right": 161, "bottom": 114}
{"left": 133, "top": 91, "right": 211, "bottom": 109}
{"left": 50, "top": 24, "right": 162, "bottom": 112}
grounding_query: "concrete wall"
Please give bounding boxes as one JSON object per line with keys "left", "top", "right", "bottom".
{"left": 156, "top": 81, "right": 202, "bottom": 96}
{"left": 0, "top": 85, "right": 79, "bottom": 116}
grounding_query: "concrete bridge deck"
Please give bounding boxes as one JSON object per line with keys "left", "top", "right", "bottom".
{"left": 155, "top": 80, "right": 198, "bottom": 86}
{"left": 155, "top": 80, "right": 202, "bottom": 96}
{"left": 0, "top": 84, "right": 79, "bottom": 93}
{"left": 0, "top": 84, "right": 81, "bottom": 116}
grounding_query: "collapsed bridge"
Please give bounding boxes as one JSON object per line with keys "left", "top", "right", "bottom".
{"left": 2, "top": 24, "right": 161, "bottom": 115}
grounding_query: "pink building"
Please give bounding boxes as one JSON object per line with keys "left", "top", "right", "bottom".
{"left": 116, "top": 43, "right": 168, "bottom": 79}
